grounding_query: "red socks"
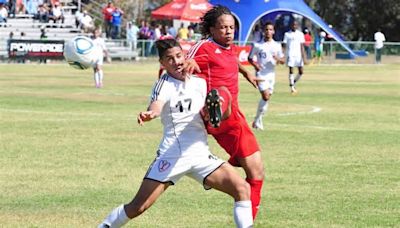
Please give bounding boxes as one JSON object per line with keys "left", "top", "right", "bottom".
{"left": 246, "top": 178, "right": 264, "bottom": 220}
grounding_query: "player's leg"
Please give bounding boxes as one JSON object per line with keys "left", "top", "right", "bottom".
{"left": 205, "top": 86, "right": 232, "bottom": 128}
{"left": 288, "top": 66, "right": 296, "bottom": 93}
{"left": 237, "top": 151, "right": 265, "bottom": 220}
{"left": 253, "top": 90, "right": 270, "bottom": 130}
{"left": 294, "top": 66, "right": 304, "bottom": 85}
{"left": 93, "top": 65, "right": 100, "bottom": 88}
{"left": 99, "top": 179, "right": 170, "bottom": 227}
{"left": 204, "top": 163, "right": 253, "bottom": 228}
{"left": 97, "top": 65, "right": 104, "bottom": 88}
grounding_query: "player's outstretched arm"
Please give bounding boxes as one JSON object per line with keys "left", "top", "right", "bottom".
{"left": 238, "top": 62, "right": 258, "bottom": 89}
{"left": 137, "top": 100, "right": 164, "bottom": 125}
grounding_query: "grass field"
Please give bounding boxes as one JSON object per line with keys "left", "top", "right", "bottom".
{"left": 0, "top": 62, "right": 399, "bottom": 227}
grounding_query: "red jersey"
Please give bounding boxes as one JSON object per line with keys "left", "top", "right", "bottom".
{"left": 187, "top": 39, "right": 240, "bottom": 106}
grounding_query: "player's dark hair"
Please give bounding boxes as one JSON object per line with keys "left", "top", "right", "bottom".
{"left": 200, "top": 5, "right": 233, "bottom": 39}
{"left": 264, "top": 21, "right": 274, "bottom": 29}
{"left": 155, "top": 39, "right": 182, "bottom": 59}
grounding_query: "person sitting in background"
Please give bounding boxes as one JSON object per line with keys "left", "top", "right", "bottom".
{"left": 49, "top": 1, "right": 64, "bottom": 24}
{"left": 79, "top": 10, "right": 94, "bottom": 32}
{"left": 36, "top": 4, "right": 49, "bottom": 23}
{"left": 0, "top": 3, "right": 8, "bottom": 25}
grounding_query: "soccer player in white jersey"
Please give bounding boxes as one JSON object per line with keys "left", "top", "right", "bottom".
{"left": 98, "top": 39, "right": 253, "bottom": 228}
{"left": 282, "top": 21, "right": 307, "bottom": 94}
{"left": 248, "top": 22, "right": 285, "bottom": 130}
{"left": 92, "top": 28, "right": 109, "bottom": 88}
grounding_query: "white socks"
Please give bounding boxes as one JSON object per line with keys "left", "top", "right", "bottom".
{"left": 100, "top": 204, "right": 130, "bottom": 228}
{"left": 233, "top": 201, "right": 253, "bottom": 228}
{"left": 289, "top": 74, "right": 295, "bottom": 86}
{"left": 94, "top": 70, "right": 104, "bottom": 87}
{"left": 255, "top": 99, "right": 268, "bottom": 123}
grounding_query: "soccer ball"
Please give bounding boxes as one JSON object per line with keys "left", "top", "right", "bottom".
{"left": 64, "top": 36, "right": 100, "bottom": 70}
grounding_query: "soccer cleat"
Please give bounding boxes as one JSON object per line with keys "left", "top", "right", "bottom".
{"left": 206, "top": 89, "right": 222, "bottom": 128}
{"left": 291, "top": 86, "right": 298, "bottom": 95}
{"left": 252, "top": 120, "right": 264, "bottom": 130}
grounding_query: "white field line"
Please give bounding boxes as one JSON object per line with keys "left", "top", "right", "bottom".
{"left": 276, "top": 106, "right": 322, "bottom": 116}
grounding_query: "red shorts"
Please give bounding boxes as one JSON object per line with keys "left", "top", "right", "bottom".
{"left": 206, "top": 105, "right": 260, "bottom": 166}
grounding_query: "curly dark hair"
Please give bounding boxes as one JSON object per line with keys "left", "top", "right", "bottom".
{"left": 200, "top": 5, "right": 233, "bottom": 39}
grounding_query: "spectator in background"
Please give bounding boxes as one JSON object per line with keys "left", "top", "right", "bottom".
{"left": 188, "top": 24, "right": 194, "bottom": 41}
{"left": 139, "top": 20, "right": 151, "bottom": 56}
{"left": 15, "top": 0, "right": 26, "bottom": 15}
{"left": 49, "top": 1, "right": 64, "bottom": 25}
{"left": 24, "top": 0, "right": 38, "bottom": 16}
{"left": 251, "top": 24, "right": 263, "bottom": 43}
{"left": 0, "top": 3, "right": 8, "bottom": 25}
{"left": 374, "top": 28, "right": 385, "bottom": 64}
{"left": 153, "top": 23, "right": 161, "bottom": 40}
{"left": 102, "top": 1, "right": 114, "bottom": 38}
{"left": 8, "top": 0, "right": 16, "bottom": 18}
{"left": 111, "top": 7, "right": 123, "bottom": 39}
{"left": 126, "top": 20, "right": 139, "bottom": 51}
{"left": 36, "top": 4, "right": 49, "bottom": 23}
{"left": 167, "top": 24, "right": 176, "bottom": 38}
{"left": 177, "top": 22, "right": 188, "bottom": 40}
{"left": 39, "top": 27, "right": 48, "bottom": 64}
{"left": 79, "top": 10, "right": 94, "bottom": 32}
{"left": 303, "top": 28, "right": 312, "bottom": 59}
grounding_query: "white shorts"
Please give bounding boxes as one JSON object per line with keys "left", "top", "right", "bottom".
{"left": 92, "top": 55, "right": 104, "bottom": 68}
{"left": 287, "top": 56, "right": 304, "bottom": 67}
{"left": 145, "top": 149, "right": 225, "bottom": 190}
{"left": 257, "top": 71, "right": 275, "bottom": 94}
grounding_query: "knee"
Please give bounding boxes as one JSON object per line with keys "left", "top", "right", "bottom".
{"left": 233, "top": 180, "right": 251, "bottom": 201}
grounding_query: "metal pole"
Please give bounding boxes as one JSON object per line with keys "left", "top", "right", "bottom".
{"left": 78, "top": 0, "right": 81, "bottom": 12}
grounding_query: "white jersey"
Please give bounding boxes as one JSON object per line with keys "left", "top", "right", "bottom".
{"left": 249, "top": 40, "right": 284, "bottom": 75}
{"left": 374, "top": 32, "right": 385, "bottom": 49}
{"left": 283, "top": 30, "right": 305, "bottom": 58}
{"left": 150, "top": 74, "right": 209, "bottom": 157}
{"left": 146, "top": 74, "right": 224, "bottom": 187}
{"left": 92, "top": 36, "right": 106, "bottom": 65}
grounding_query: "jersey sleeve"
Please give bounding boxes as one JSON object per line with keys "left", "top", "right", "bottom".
{"left": 150, "top": 77, "right": 170, "bottom": 103}
{"left": 283, "top": 32, "right": 288, "bottom": 44}
{"left": 187, "top": 42, "right": 209, "bottom": 79}
{"left": 299, "top": 32, "right": 305, "bottom": 43}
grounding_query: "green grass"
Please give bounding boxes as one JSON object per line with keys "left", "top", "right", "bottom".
{"left": 0, "top": 62, "right": 399, "bottom": 227}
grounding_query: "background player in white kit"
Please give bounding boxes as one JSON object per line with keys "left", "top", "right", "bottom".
{"left": 92, "top": 28, "right": 110, "bottom": 88}
{"left": 282, "top": 21, "right": 307, "bottom": 94}
{"left": 248, "top": 22, "right": 285, "bottom": 130}
{"left": 98, "top": 39, "right": 253, "bottom": 228}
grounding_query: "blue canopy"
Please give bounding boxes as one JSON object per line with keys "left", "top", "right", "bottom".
{"left": 210, "top": 0, "right": 356, "bottom": 56}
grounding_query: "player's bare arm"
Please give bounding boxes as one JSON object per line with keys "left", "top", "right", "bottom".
{"left": 273, "top": 54, "right": 285, "bottom": 65}
{"left": 238, "top": 62, "right": 259, "bottom": 88}
{"left": 137, "top": 100, "right": 164, "bottom": 125}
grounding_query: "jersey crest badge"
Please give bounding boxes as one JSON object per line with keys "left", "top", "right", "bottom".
{"left": 158, "top": 160, "right": 171, "bottom": 172}
{"left": 215, "top": 48, "right": 222, "bottom": 54}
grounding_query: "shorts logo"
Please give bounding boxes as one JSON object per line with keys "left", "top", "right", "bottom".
{"left": 158, "top": 160, "right": 171, "bottom": 172}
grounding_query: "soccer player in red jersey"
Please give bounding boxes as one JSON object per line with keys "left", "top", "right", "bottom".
{"left": 187, "top": 5, "right": 265, "bottom": 220}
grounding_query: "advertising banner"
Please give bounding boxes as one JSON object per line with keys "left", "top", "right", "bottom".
{"left": 8, "top": 39, "right": 65, "bottom": 60}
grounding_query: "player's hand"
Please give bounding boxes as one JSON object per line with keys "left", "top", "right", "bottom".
{"left": 243, "top": 71, "right": 258, "bottom": 89}
{"left": 183, "top": 59, "right": 201, "bottom": 77}
{"left": 137, "top": 111, "right": 156, "bottom": 125}
{"left": 106, "top": 56, "right": 112, "bottom": 63}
